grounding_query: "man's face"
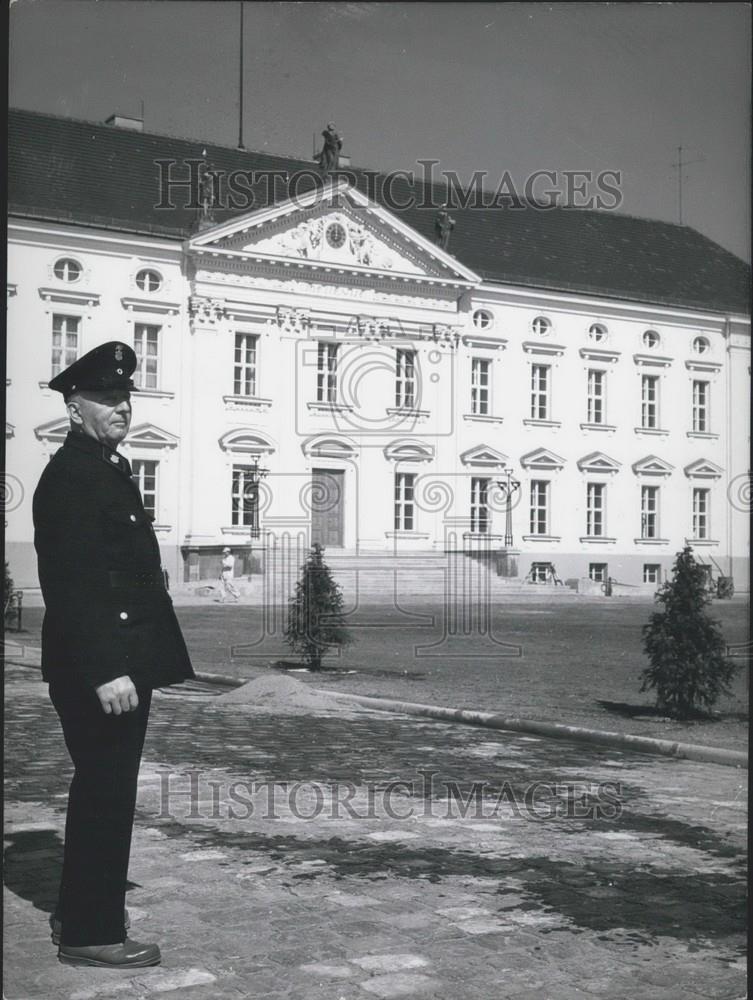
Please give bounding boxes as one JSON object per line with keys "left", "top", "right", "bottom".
{"left": 67, "top": 389, "right": 132, "bottom": 448}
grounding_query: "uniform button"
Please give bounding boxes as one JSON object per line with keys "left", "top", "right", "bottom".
{"left": 110, "top": 455, "right": 119, "bottom": 464}
{"left": 130, "top": 514, "right": 137, "bottom": 522}
{"left": 119, "top": 611, "right": 129, "bottom": 621}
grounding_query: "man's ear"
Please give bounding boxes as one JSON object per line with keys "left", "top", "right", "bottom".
{"left": 66, "top": 396, "right": 84, "bottom": 427}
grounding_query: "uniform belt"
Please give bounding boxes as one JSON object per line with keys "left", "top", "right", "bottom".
{"left": 108, "top": 571, "right": 167, "bottom": 590}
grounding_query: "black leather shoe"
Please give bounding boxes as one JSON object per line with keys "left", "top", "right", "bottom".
{"left": 58, "top": 938, "right": 160, "bottom": 968}
{"left": 50, "top": 908, "right": 131, "bottom": 946}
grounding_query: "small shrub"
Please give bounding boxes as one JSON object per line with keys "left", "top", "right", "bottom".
{"left": 284, "top": 543, "right": 353, "bottom": 671}
{"left": 640, "top": 547, "right": 737, "bottom": 719}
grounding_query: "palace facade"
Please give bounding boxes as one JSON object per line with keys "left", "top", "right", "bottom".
{"left": 7, "top": 109, "right": 750, "bottom": 593}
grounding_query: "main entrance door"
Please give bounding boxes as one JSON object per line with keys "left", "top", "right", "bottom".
{"left": 310, "top": 469, "right": 344, "bottom": 548}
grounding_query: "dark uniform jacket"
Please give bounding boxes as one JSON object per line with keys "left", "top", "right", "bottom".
{"left": 33, "top": 431, "right": 195, "bottom": 690}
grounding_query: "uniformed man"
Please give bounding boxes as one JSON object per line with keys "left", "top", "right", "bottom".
{"left": 33, "top": 342, "right": 195, "bottom": 968}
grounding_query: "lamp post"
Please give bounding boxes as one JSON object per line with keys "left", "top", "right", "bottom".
{"left": 495, "top": 468, "right": 520, "bottom": 548}
{"left": 247, "top": 457, "right": 269, "bottom": 540}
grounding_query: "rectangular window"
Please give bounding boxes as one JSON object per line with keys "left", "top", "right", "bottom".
{"left": 692, "top": 487, "right": 710, "bottom": 540}
{"left": 586, "top": 483, "right": 605, "bottom": 537}
{"left": 587, "top": 369, "right": 605, "bottom": 424}
{"left": 394, "top": 472, "right": 416, "bottom": 530}
{"left": 530, "top": 562, "right": 550, "bottom": 583}
{"left": 231, "top": 465, "right": 259, "bottom": 528}
{"left": 470, "top": 477, "right": 490, "bottom": 534}
{"left": 589, "top": 563, "right": 607, "bottom": 583}
{"left": 471, "top": 358, "right": 491, "bottom": 416}
{"left": 692, "top": 380, "right": 709, "bottom": 433}
{"left": 134, "top": 323, "right": 160, "bottom": 389}
{"left": 641, "top": 374, "right": 659, "bottom": 429}
{"left": 317, "top": 341, "right": 338, "bottom": 403}
{"left": 51, "top": 314, "right": 80, "bottom": 377}
{"left": 529, "top": 480, "right": 549, "bottom": 535}
{"left": 234, "top": 332, "right": 258, "bottom": 396}
{"left": 530, "top": 364, "right": 550, "bottom": 420}
{"left": 643, "top": 563, "right": 661, "bottom": 584}
{"left": 395, "top": 349, "right": 416, "bottom": 408}
{"left": 132, "top": 459, "right": 158, "bottom": 519}
{"left": 641, "top": 485, "right": 659, "bottom": 539}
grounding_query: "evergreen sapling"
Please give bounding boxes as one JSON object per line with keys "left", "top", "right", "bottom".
{"left": 284, "top": 543, "right": 353, "bottom": 670}
{"left": 640, "top": 547, "right": 737, "bottom": 719}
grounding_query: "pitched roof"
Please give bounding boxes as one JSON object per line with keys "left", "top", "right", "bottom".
{"left": 8, "top": 107, "right": 750, "bottom": 315}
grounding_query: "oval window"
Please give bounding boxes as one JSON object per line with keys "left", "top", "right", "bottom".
{"left": 136, "top": 269, "right": 162, "bottom": 292}
{"left": 53, "top": 258, "right": 82, "bottom": 282}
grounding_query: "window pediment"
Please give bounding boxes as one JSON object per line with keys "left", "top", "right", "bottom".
{"left": 460, "top": 445, "right": 508, "bottom": 468}
{"left": 523, "top": 341, "right": 566, "bottom": 357}
{"left": 121, "top": 296, "right": 181, "bottom": 316}
{"left": 126, "top": 423, "right": 179, "bottom": 449}
{"left": 39, "top": 287, "right": 101, "bottom": 307}
{"left": 384, "top": 439, "right": 435, "bottom": 463}
{"left": 520, "top": 447, "right": 565, "bottom": 471}
{"left": 34, "top": 417, "right": 70, "bottom": 443}
{"left": 632, "top": 454, "right": 675, "bottom": 477}
{"left": 301, "top": 434, "right": 357, "bottom": 459}
{"left": 684, "top": 458, "right": 723, "bottom": 479}
{"left": 219, "top": 428, "right": 276, "bottom": 456}
{"left": 577, "top": 451, "right": 621, "bottom": 474}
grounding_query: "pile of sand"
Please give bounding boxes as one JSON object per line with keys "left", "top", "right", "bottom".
{"left": 210, "top": 672, "right": 357, "bottom": 716}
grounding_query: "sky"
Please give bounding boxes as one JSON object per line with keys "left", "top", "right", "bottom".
{"left": 8, "top": 1, "right": 752, "bottom": 261}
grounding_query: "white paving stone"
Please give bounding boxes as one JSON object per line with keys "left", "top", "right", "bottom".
{"left": 367, "top": 830, "right": 420, "bottom": 842}
{"left": 134, "top": 967, "right": 216, "bottom": 993}
{"left": 352, "top": 953, "right": 429, "bottom": 972}
{"left": 437, "top": 905, "right": 491, "bottom": 920}
{"left": 360, "top": 972, "right": 437, "bottom": 997}
{"left": 178, "top": 849, "right": 228, "bottom": 861}
{"left": 325, "top": 891, "right": 380, "bottom": 908}
{"left": 299, "top": 962, "right": 356, "bottom": 979}
{"left": 455, "top": 917, "right": 514, "bottom": 935}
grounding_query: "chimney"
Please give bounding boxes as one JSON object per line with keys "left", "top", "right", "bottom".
{"left": 105, "top": 113, "right": 144, "bottom": 132}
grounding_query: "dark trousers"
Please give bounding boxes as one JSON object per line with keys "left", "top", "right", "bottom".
{"left": 48, "top": 679, "right": 152, "bottom": 946}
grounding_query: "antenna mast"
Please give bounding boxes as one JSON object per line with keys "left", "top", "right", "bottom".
{"left": 237, "top": 2, "right": 245, "bottom": 150}
{"left": 671, "top": 145, "right": 704, "bottom": 225}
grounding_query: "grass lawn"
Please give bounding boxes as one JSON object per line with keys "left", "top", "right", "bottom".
{"left": 15, "top": 597, "right": 749, "bottom": 751}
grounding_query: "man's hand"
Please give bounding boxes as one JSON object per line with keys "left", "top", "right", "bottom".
{"left": 95, "top": 676, "right": 138, "bottom": 715}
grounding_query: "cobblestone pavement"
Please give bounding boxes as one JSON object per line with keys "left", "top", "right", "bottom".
{"left": 4, "top": 664, "right": 747, "bottom": 1000}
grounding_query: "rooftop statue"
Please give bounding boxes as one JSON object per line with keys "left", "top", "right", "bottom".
{"left": 316, "top": 122, "right": 343, "bottom": 177}
{"left": 435, "top": 206, "right": 456, "bottom": 251}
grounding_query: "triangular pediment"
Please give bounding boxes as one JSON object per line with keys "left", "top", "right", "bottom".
{"left": 460, "top": 445, "right": 508, "bottom": 468}
{"left": 520, "top": 447, "right": 565, "bottom": 470}
{"left": 632, "top": 454, "right": 675, "bottom": 477}
{"left": 684, "top": 458, "right": 723, "bottom": 479}
{"left": 34, "top": 417, "right": 70, "bottom": 443}
{"left": 126, "top": 423, "right": 179, "bottom": 449}
{"left": 577, "top": 451, "right": 621, "bottom": 474}
{"left": 188, "top": 179, "right": 478, "bottom": 285}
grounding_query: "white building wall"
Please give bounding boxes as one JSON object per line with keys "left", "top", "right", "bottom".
{"left": 6, "top": 216, "right": 750, "bottom": 592}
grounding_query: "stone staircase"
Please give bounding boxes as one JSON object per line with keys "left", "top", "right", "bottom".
{"left": 177, "top": 549, "right": 579, "bottom": 603}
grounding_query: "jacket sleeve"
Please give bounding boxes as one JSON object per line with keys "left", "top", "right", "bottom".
{"left": 33, "top": 463, "right": 131, "bottom": 689}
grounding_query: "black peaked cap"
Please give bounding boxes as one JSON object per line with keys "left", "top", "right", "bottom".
{"left": 48, "top": 341, "right": 138, "bottom": 396}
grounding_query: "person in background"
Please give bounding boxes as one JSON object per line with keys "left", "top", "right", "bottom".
{"left": 219, "top": 546, "right": 240, "bottom": 603}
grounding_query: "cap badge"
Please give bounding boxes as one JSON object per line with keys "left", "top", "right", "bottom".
{"left": 115, "top": 345, "right": 124, "bottom": 361}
